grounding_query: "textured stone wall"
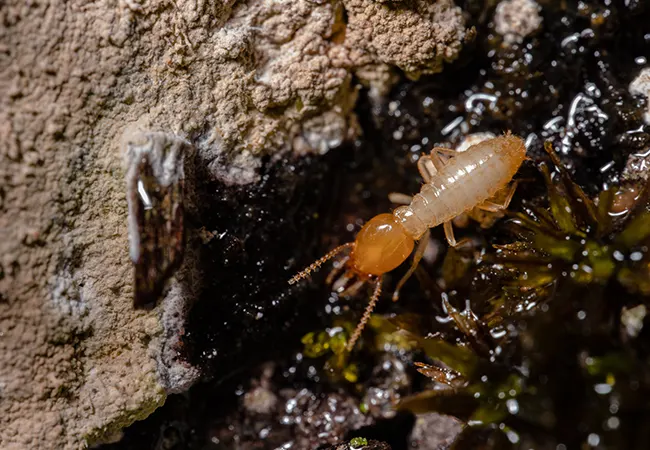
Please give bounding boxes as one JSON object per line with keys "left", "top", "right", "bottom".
{"left": 0, "top": 0, "right": 467, "bottom": 448}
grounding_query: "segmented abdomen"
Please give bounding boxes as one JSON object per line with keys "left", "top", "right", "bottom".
{"left": 393, "top": 135, "right": 526, "bottom": 239}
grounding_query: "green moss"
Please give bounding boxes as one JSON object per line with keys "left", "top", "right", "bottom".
{"left": 350, "top": 436, "right": 368, "bottom": 448}
{"left": 483, "top": 143, "right": 650, "bottom": 315}
{"left": 301, "top": 320, "right": 359, "bottom": 383}
{"left": 397, "top": 143, "right": 650, "bottom": 449}
{"left": 300, "top": 315, "right": 415, "bottom": 383}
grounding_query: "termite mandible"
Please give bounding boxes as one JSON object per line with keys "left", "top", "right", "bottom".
{"left": 289, "top": 133, "right": 527, "bottom": 351}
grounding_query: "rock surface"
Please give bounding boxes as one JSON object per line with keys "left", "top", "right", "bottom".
{"left": 629, "top": 67, "right": 650, "bottom": 125}
{"left": 494, "top": 0, "right": 543, "bottom": 45}
{"left": 0, "top": 0, "right": 468, "bottom": 448}
{"left": 344, "top": 0, "right": 467, "bottom": 79}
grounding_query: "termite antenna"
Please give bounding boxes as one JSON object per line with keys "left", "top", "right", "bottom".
{"left": 288, "top": 243, "right": 354, "bottom": 285}
{"left": 346, "top": 277, "right": 383, "bottom": 352}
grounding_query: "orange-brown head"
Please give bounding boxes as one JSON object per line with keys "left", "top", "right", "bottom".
{"left": 288, "top": 213, "right": 415, "bottom": 352}
{"left": 350, "top": 213, "right": 414, "bottom": 276}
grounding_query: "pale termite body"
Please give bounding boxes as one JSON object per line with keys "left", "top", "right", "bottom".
{"left": 290, "top": 133, "right": 527, "bottom": 351}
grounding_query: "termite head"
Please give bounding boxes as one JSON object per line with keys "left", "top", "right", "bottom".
{"left": 349, "top": 213, "right": 414, "bottom": 276}
{"left": 288, "top": 213, "right": 414, "bottom": 287}
{"left": 289, "top": 213, "right": 414, "bottom": 352}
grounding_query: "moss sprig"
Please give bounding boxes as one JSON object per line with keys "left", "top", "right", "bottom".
{"left": 398, "top": 143, "right": 650, "bottom": 449}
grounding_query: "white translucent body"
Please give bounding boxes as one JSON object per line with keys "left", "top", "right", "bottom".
{"left": 394, "top": 135, "right": 527, "bottom": 239}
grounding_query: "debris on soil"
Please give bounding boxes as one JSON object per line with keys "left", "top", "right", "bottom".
{"left": 408, "top": 413, "right": 463, "bottom": 450}
{"left": 325, "top": 438, "right": 391, "bottom": 450}
{"left": 211, "top": 385, "right": 373, "bottom": 449}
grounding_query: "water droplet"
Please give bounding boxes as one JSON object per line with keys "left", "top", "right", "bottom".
{"left": 594, "top": 383, "right": 612, "bottom": 394}
{"left": 136, "top": 180, "right": 153, "bottom": 210}
{"left": 630, "top": 251, "right": 643, "bottom": 261}
{"left": 441, "top": 116, "right": 464, "bottom": 136}
{"left": 507, "top": 399, "right": 519, "bottom": 414}
{"left": 599, "top": 161, "right": 615, "bottom": 173}
{"left": 490, "top": 326, "right": 507, "bottom": 339}
{"left": 435, "top": 314, "right": 453, "bottom": 324}
{"left": 464, "top": 93, "right": 498, "bottom": 113}
{"left": 607, "top": 416, "right": 620, "bottom": 430}
{"left": 506, "top": 429, "right": 520, "bottom": 443}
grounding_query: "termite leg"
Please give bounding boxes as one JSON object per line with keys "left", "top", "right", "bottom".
{"left": 432, "top": 146, "right": 459, "bottom": 167}
{"left": 388, "top": 192, "right": 413, "bottom": 205}
{"left": 332, "top": 269, "right": 355, "bottom": 293}
{"left": 454, "top": 237, "right": 476, "bottom": 250}
{"left": 392, "top": 229, "right": 430, "bottom": 302}
{"left": 498, "top": 180, "right": 519, "bottom": 209}
{"left": 418, "top": 147, "right": 456, "bottom": 182}
{"left": 288, "top": 243, "right": 353, "bottom": 285}
{"left": 346, "top": 276, "right": 383, "bottom": 352}
{"left": 339, "top": 279, "right": 366, "bottom": 298}
{"left": 326, "top": 255, "right": 350, "bottom": 285}
{"left": 477, "top": 180, "right": 519, "bottom": 212}
{"left": 417, "top": 155, "right": 438, "bottom": 182}
{"left": 432, "top": 146, "right": 459, "bottom": 158}
{"left": 477, "top": 201, "right": 503, "bottom": 213}
{"left": 443, "top": 221, "right": 458, "bottom": 247}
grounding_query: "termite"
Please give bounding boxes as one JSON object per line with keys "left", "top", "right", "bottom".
{"left": 289, "top": 133, "right": 527, "bottom": 351}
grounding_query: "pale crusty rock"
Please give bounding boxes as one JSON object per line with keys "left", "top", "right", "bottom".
{"left": 344, "top": 0, "right": 467, "bottom": 79}
{"left": 0, "top": 0, "right": 468, "bottom": 448}
{"left": 494, "top": 0, "right": 543, "bottom": 45}
{"left": 355, "top": 63, "right": 400, "bottom": 105}
{"left": 205, "top": 0, "right": 356, "bottom": 179}
{"left": 629, "top": 67, "right": 650, "bottom": 125}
